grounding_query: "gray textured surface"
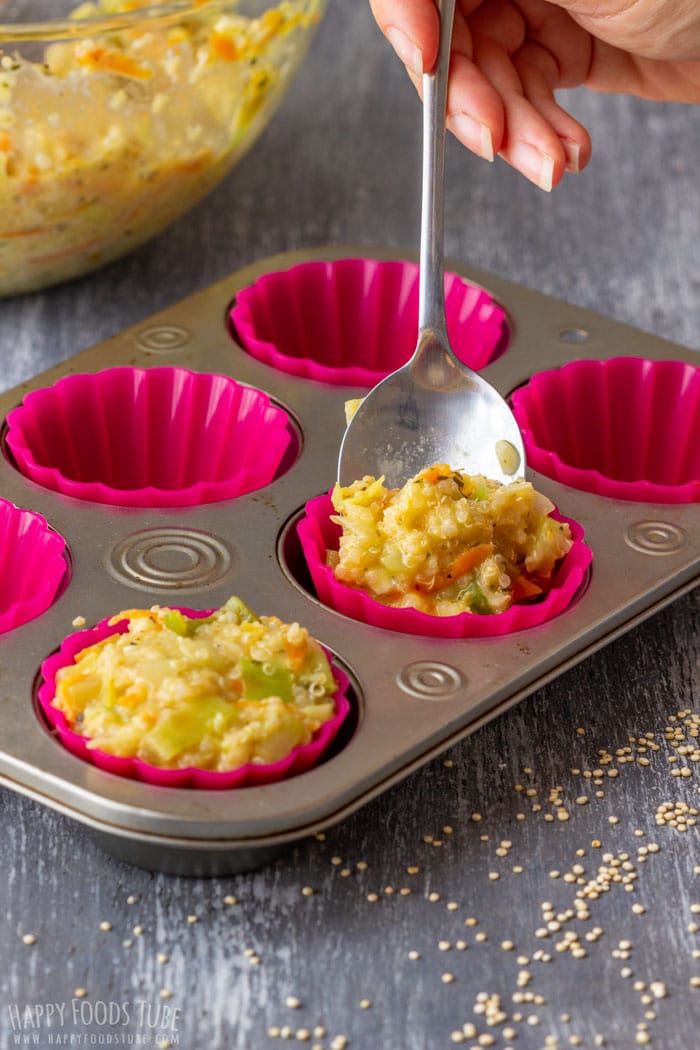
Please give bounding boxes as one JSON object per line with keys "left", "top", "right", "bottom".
{"left": 1, "top": 2, "right": 699, "bottom": 1048}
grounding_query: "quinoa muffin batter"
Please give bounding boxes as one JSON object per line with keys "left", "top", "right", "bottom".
{"left": 329, "top": 465, "right": 573, "bottom": 616}
{"left": 51, "top": 597, "right": 338, "bottom": 770}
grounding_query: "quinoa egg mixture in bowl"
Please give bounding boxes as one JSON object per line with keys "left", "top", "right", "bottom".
{"left": 0, "top": 0, "right": 326, "bottom": 295}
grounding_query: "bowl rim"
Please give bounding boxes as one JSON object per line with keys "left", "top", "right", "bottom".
{"left": 0, "top": 0, "right": 315, "bottom": 42}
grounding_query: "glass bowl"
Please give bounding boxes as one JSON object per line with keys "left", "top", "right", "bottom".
{"left": 0, "top": 0, "right": 327, "bottom": 296}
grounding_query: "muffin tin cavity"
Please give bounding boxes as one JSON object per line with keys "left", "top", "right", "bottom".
{"left": 288, "top": 493, "right": 592, "bottom": 639}
{"left": 229, "top": 257, "right": 509, "bottom": 386}
{"left": 0, "top": 499, "right": 69, "bottom": 634}
{"left": 4, "top": 367, "right": 295, "bottom": 508}
{"left": 511, "top": 357, "right": 700, "bottom": 504}
{"left": 37, "top": 609, "right": 356, "bottom": 790}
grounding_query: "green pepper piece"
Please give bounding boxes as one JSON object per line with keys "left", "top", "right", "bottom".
{"left": 220, "top": 596, "right": 260, "bottom": 624}
{"left": 457, "top": 581, "right": 493, "bottom": 615}
{"left": 299, "top": 647, "right": 335, "bottom": 692}
{"left": 162, "top": 596, "right": 258, "bottom": 638}
{"left": 161, "top": 609, "right": 190, "bottom": 636}
{"left": 240, "top": 658, "right": 293, "bottom": 702}
{"left": 162, "top": 608, "right": 218, "bottom": 636}
{"left": 144, "top": 696, "right": 237, "bottom": 763}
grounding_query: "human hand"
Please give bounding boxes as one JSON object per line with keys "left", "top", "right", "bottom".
{"left": 369, "top": 0, "right": 700, "bottom": 190}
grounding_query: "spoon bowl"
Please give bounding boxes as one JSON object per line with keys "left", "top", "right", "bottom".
{"left": 337, "top": 0, "right": 525, "bottom": 489}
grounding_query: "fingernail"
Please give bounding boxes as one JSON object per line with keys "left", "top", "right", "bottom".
{"left": 386, "top": 26, "right": 423, "bottom": 78}
{"left": 510, "top": 141, "right": 554, "bottom": 192}
{"left": 449, "top": 114, "right": 494, "bottom": 162}
{"left": 562, "top": 139, "right": 581, "bottom": 173}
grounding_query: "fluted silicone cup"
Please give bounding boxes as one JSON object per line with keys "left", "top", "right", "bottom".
{"left": 297, "top": 492, "right": 592, "bottom": 639}
{"left": 37, "top": 607, "right": 352, "bottom": 789}
{"left": 511, "top": 357, "right": 700, "bottom": 503}
{"left": 230, "top": 257, "right": 508, "bottom": 386}
{"left": 5, "top": 367, "right": 293, "bottom": 507}
{"left": 0, "top": 499, "right": 68, "bottom": 634}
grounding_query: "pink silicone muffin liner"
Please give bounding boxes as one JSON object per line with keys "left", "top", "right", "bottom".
{"left": 0, "top": 499, "right": 68, "bottom": 634}
{"left": 297, "top": 493, "right": 592, "bottom": 639}
{"left": 37, "top": 607, "right": 352, "bottom": 789}
{"left": 510, "top": 357, "right": 700, "bottom": 504}
{"left": 4, "top": 367, "right": 292, "bottom": 508}
{"left": 229, "top": 257, "right": 508, "bottom": 386}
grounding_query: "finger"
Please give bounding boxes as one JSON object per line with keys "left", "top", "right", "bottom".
{"left": 513, "top": 42, "right": 592, "bottom": 172}
{"left": 471, "top": 33, "right": 567, "bottom": 189}
{"left": 466, "top": 0, "right": 526, "bottom": 54}
{"left": 406, "top": 49, "right": 504, "bottom": 162}
{"left": 511, "top": 0, "right": 592, "bottom": 87}
{"left": 437, "top": 8, "right": 505, "bottom": 163}
{"left": 446, "top": 52, "right": 505, "bottom": 160}
{"left": 369, "top": 0, "right": 440, "bottom": 76}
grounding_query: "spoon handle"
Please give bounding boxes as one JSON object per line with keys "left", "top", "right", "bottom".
{"left": 417, "top": 0, "right": 456, "bottom": 341}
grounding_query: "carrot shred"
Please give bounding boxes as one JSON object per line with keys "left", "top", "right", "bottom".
{"left": 447, "top": 543, "right": 494, "bottom": 580}
{"left": 107, "top": 609, "right": 161, "bottom": 628}
{"left": 511, "top": 575, "right": 544, "bottom": 601}
{"left": 284, "top": 636, "right": 308, "bottom": 673}
{"left": 0, "top": 226, "right": 49, "bottom": 239}
{"left": 419, "top": 542, "right": 494, "bottom": 594}
{"left": 209, "top": 31, "right": 239, "bottom": 62}
{"left": 420, "top": 463, "right": 451, "bottom": 486}
{"left": 77, "top": 47, "right": 152, "bottom": 79}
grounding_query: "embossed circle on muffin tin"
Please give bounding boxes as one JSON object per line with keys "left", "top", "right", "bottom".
{"left": 510, "top": 357, "right": 700, "bottom": 503}
{"left": 397, "top": 662, "right": 467, "bottom": 700}
{"left": 0, "top": 498, "right": 70, "bottom": 634}
{"left": 4, "top": 367, "right": 296, "bottom": 508}
{"left": 279, "top": 497, "right": 593, "bottom": 639}
{"left": 624, "top": 521, "right": 688, "bottom": 556}
{"left": 134, "top": 324, "right": 193, "bottom": 353}
{"left": 229, "top": 257, "right": 510, "bottom": 386}
{"left": 36, "top": 607, "right": 358, "bottom": 790}
{"left": 108, "top": 528, "right": 237, "bottom": 593}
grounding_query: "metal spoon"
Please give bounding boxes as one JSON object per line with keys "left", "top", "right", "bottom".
{"left": 337, "top": 0, "right": 525, "bottom": 488}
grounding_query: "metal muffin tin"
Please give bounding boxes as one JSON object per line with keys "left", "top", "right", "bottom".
{"left": 1, "top": 245, "right": 698, "bottom": 876}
